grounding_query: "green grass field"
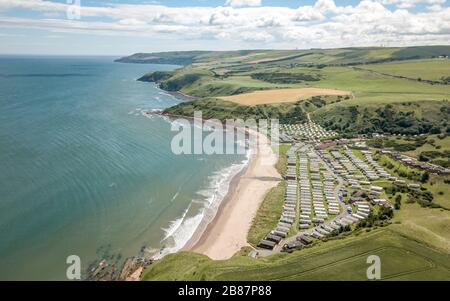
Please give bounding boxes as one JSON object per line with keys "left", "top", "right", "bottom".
{"left": 391, "top": 203, "right": 450, "bottom": 253}
{"left": 359, "top": 59, "right": 450, "bottom": 82}
{"left": 376, "top": 153, "right": 450, "bottom": 209}
{"left": 143, "top": 230, "right": 450, "bottom": 280}
{"left": 425, "top": 175, "right": 450, "bottom": 209}
{"left": 247, "top": 144, "right": 290, "bottom": 246}
{"left": 405, "top": 136, "right": 450, "bottom": 158}
{"left": 247, "top": 181, "right": 286, "bottom": 247}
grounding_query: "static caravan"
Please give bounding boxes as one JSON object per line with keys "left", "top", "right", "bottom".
{"left": 311, "top": 231, "right": 324, "bottom": 239}
{"left": 298, "top": 235, "right": 312, "bottom": 245}
{"left": 312, "top": 217, "right": 325, "bottom": 224}
{"left": 352, "top": 214, "right": 365, "bottom": 220}
{"left": 328, "top": 223, "right": 341, "bottom": 231}
{"left": 258, "top": 240, "right": 276, "bottom": 250}
{"left": 280, "top": 217, "right": 294, "bottom": 224}
{"left": 276, "top": 226, "right": 291, "bottom": 233}
{"left": 272, "top": 230, "right": 287, "bottom": 238}
{"left": 266, "top": 234, "right": 282, "bottom": 243}
{"left": 299, "top": 218, "right": 311, "bottom": 225}
{"left": 316, "top": 228, "right": 330, "bottom": 235}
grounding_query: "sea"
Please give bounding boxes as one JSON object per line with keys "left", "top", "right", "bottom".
{"left": 0, "top": 56, "right": 248, "bottom": 280}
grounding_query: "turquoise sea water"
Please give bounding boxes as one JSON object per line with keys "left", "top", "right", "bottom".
{"left": 0, "top": 56, "right": 247, "bottom": 280}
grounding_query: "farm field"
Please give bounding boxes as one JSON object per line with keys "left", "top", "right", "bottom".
{"left": 358, "top": 59, "right": 450, "bottom": 82}
{"left": 142, "top": 230, "right": 450, "bottom": 281}
{"left": 391, "top": 203, "right": 450, "bottom": 253}
{"left": 305, "top": 66, "right": 450, "bottom": 104}
{"left": 219, "top": 88, "right": 352, "bottom": 105}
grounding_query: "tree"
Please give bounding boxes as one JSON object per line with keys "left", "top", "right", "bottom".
{"left": 430, "top": 127, "right": 442, "bottom": 134}
{"left": 421, "top": 172, "right": 430, "bottom": 183}
{"left": 394, "top": 194, "right": 402, "bottom": 210}
{"left": 419, "top": 153, "right": 430, "bottom": 162}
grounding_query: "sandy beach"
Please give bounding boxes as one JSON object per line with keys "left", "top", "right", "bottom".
{"left": 188, "top": 132, "right": 281, "bottom": 260}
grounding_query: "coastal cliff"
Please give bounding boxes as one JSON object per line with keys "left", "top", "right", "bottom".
{"left": 115, "top": 51, "right": 211, "bottom": 65}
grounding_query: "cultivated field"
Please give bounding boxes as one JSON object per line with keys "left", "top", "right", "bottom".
{"left": 143, "top": 230, "right": 450, "bottom": 280}
{"left": 359, "top": 59, "right": 450, "bottom": 82}
{"left": 391, "top": 203, "right": 450, "bottom": 253}
{"left": 219, "top": 88, "right": 352, "bottom": 105}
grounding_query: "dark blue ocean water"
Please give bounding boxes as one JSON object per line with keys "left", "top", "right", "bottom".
{"left": 0, "top": 56, "right": 246, "bottom": 280}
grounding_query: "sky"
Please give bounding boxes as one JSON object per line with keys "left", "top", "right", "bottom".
{"left": 0, "top": 0, "right": 449, "bottom": 55}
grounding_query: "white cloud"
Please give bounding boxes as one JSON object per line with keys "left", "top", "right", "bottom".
{"left": 0, "top": 0, "right": 449, "bottom": 50}
{"left": 293, "top": 6, "right": 325, "bottom": 22}
{"left": 225, "top": 0, "right": 262, "bottom": 8}
{"left": 314, "top": 0, "right": 337, "bottom": 13}
{"left": 377, "top": 0, "right": 446, "bottom": 9}
{"left": 240, "top": 31, "right": 273, "bottom": 42}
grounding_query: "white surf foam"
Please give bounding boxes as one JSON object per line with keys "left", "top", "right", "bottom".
{"left": 161, "top": 203, "right": 191, "bottom": 241}
{"left": 154, "top": 207, "right": 204, "bottom": 260}
{"left": 153, "top": 144, "right": 252, "bottom": 260}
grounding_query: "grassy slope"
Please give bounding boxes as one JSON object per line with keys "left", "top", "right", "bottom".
{"left": 164, "top": 98, "right": 308, "bottom": 124}
{"left": 391, "top": 203, "right": 450, "bottom": 253}
{"left": 425, "top": 175, "right": 450, "bottom": 209}
{"left": 405, "top": 136, "right": 450, "bottom": 157}
{"left": 358, "top": 59, "right": 450, "bottom": 82}
{"left": 143, "top": 229, "right": 450, "bottom": 280}
{"left": 371, "top": 135, "right": 450, "bottom": 156}
{"left": 376, "top": 153, "right": 450, "bottom": 208}
{"left": 247, "top": 181, "right": 286, "bottom": 247}
{"left": 369, "top": 134, "right": 450, "bottom": 168}
{"left": 247, "top": 144, "right": 291, "bottom": 246}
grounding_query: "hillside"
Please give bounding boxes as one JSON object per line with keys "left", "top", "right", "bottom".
{"left": 142, "top": 229, "right": 450, "bottom": 280}
{"left": 122, "top": 46, "right": 450, "bottom": 135}
{"left": 117, "top": 46, "right": 450, "bottom": 66}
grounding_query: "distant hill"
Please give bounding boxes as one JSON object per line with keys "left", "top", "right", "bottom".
{"left": 115, "top": 51, "right": 212, "bottom": 65}
{"left": 122, "top": 45, "right": 450, "bottom": 136}
{"left": 116, "top": 46, "right": 450, "bottom": 66}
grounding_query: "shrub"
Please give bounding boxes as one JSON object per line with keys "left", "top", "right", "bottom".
{"left": 421, "top": 172, "right": 430, "bottom": 183}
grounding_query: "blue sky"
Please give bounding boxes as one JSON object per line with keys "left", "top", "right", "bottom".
{"left": 0, "top": 0, "right": 449, "bottom": 55}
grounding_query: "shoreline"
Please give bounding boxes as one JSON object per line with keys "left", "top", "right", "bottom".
{"left": 182, "top": 152, "right": 252, "bottom": 252}
{"left": 186, "top": 131, "right": 281, "bottom": 260}
{"left": 143, "top": 80, "right": 197, "bottom": 101}
{"left": 145, "top": 88, "right": 280, "bottom": 261}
